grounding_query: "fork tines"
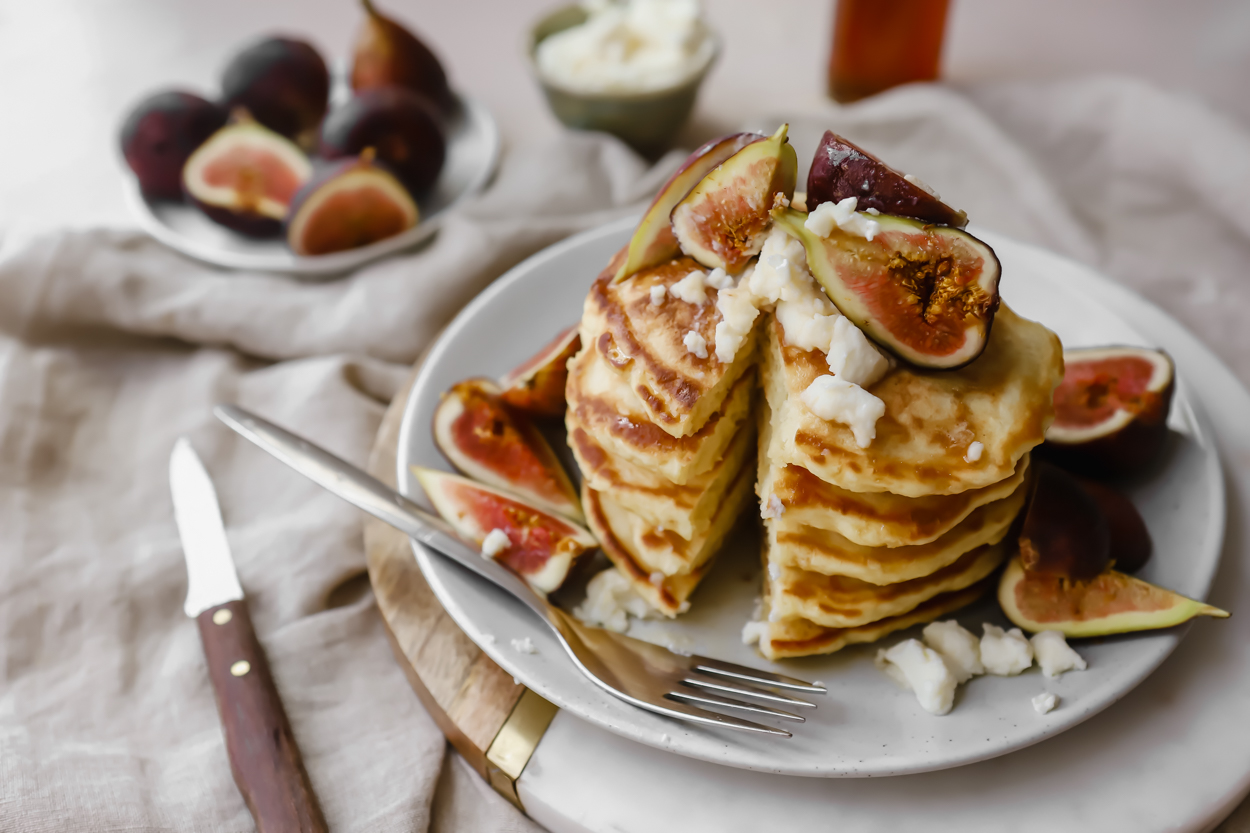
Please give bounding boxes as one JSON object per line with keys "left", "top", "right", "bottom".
{"left": 689, "top": 655, "right": 827, "bottom": 694}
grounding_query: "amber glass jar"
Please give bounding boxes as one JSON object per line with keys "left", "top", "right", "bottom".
{"left": 828, "top": 0, "right": 951, "bottom": 102}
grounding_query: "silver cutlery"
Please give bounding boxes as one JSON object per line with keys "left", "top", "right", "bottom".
{"left": 214, "top": 404, "right": 824, "bottom": 736}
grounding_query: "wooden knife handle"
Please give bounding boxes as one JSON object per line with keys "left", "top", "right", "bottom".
{"left": 197, "top": 600, "right": 328, "bottom": 833}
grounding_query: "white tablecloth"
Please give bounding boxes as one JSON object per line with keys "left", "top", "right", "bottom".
{"left": 1, "top": 77, "right": 1247, "bottom": 831}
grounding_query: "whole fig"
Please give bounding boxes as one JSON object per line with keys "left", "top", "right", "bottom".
{"left": 221, "top": 36, "right": 329, "bottom": 148}
{"left": 119, "top": 90, "right": 228, "bottom": 200}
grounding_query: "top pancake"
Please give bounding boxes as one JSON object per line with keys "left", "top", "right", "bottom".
{"left": 764, "top": 304, "right": 1062, "bottom": 496}
{"left": 581, "top": 256, "right": 762, "bottom": 438}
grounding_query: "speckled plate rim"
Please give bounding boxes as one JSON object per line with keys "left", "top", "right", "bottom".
{"left": 123, "top": 93, "right": 499, "bottom": 279}
{"left": 395, "top": 216, "right": 1226, "bottom": 778}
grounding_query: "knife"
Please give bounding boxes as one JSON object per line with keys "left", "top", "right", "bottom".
{"left": 170, "top": 437, "right": 328, "bottom": 833}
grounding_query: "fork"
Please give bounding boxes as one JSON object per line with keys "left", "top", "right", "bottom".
{"left": 214, "top": 404, "right": 825, "bottom": 736}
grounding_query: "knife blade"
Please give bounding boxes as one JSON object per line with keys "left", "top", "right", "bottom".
{"left": 170, "top": 437, "right": 327, "bottom": 833}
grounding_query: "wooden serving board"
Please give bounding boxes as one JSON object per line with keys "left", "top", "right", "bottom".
{"left": 363, "top": 364, "right": 557, "bottom": 811}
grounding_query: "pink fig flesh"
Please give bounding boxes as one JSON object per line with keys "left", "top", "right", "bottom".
{"left": 671, "top": 123, "right": 798, "bottom": 273}
{"left": 498, "top": 326, "right": 581, "bottom": 416}
{"left": 412, "top": 466, "right": 595, "bottom": 593}
{"left": 615, "top": 132, "right": 761, "bottom": 281}
{"left": 1043, "top": 346, "right": 1175, "bottom": 478}
{"left": 285, "top": 153, "right": 418, "bottom": 256}
{"left": 432, "top": 379, "right": 582, "bottom": 522}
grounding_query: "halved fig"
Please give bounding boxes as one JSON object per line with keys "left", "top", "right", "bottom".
{"left": 614, "top": 132, "right": 762, "bottom": 281}
{"left": 411, "top": 466, "right": 596, "bottom": 594}
{"left": 183, "top": 117, "right": 312, "bottom": 237}
{"left": 1018, "top": 462, "right": 1111, "bottom": 581}
{"left": 807, "top": 130, "right": 968, "bottom": 228}
{"left": 498, "top": 325, "right": 581, "bottom": 416}
{"left": 432, "top": 378, "right": 582, "bottom": 522}
{"left": 998, "top": 556, "right": 1228, "bottom": 638}
{"left": 285, "top": 150, "right": 418, "bottom": 256}
{"left": 1042, "top": 346, "right": 1175, "bottom": 478}
{"left": 1078, "top": 477, "right": 1152, "bottom": 574}
{"left": 772, "top": 206, "right": 1001, "bottom": 369}
{"left": 670, "top": 123, "right": 797, "bottom": 273}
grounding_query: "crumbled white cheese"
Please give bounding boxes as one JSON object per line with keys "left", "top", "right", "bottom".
{"left": 981, "top": 624, "right": 1035, "bottom": 676}
{"left": 573, "top": 568, "right": 654, "bottom": 632}
{"left": 713, "top": 282, "right": 760, "bottom": 363}
{"left": 648, "top": 571, "right": 664, "bottom": 586}
{"left": 865, "top": 206, "right": 880, "bottom": 215}
{"left": 748, "top": 229, "right": 819, "bottom": 305}
{"left": 510, "top": 637, "right": 537, "bottom": 654}
{"left": 760, "top": 493, "right": 785, "bottom": 520}
{"left": 682, "top": 330, "right": 708, "bottom": 359}
{"left": 922, "top": 620, "right": 985, "bottom": 684}
{"left": 903, "top": 173, "right": 940, "bottom": 199}
{"left": 804, "top": 197, "right": 881, "bottom": 241}
{"left": 534, "top": 0, "right": 715, "bottom": 96}
{"left": 801, "top": 375, "right": 886, "bottom": 448}
{"left": 964, "top": 441, "right": 984, "bottom": 463}
{"left": 827, "top": 315, "right": 890, "bottom": 388}
{"left": 660, "top": 733, "right": 671, "bottom": 742}
{"left": 741, "top": 619, "right": 769, "bottom": 646}
{"left": 649, "top": 284, "right": 666, "bottom": 305}
{"left": 767, "top": 562, "right": 781, "bottom": 580}
{"left": 1032, "top": 692, "right": 1057, "bottom": 714}
{"left": 775, "top": 296, "right": 840, "bottom": 353}
{"left": 1031, "top": 631, "right": 1088, "bottom": 678}
{"left": 705, "top": 267, "right": 733, "bottom": 290}
{"left": 481, "top": 528, "right": 511, "bottom": 559}
{"left": 670, "top": 269, "right": 708, "bottom": 304}
{"left": 480, "top": 634, "right": 496, "bottom": 646}
{"left": 876, "top": 639, "right": 957, "bottom": 715}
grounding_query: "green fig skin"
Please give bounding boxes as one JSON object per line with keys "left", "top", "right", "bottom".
{"left": 998, "top": 557, "right": 1228, "bottom": 638}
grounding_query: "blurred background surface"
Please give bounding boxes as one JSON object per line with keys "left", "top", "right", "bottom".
{"left": 2, "top": 0, "right": 1249, "bottom": 237}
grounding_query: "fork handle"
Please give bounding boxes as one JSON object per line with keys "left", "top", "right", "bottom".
{"left": 214, "top": 405, "right": 554, "bottom": 624}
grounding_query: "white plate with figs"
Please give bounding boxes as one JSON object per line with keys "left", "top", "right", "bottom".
{"left": 395, "top": 216, "right": 1225, "bottom": 777}
{"left": 124, "top": 93, "right": 499, "bottom": 279}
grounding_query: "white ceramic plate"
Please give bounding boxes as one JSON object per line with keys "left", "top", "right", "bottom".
{"left": 124, "top": 94, "right": 499, "bottom": 279}
{"left": 396, "top": 217, "right": 1225, "bottom": 778}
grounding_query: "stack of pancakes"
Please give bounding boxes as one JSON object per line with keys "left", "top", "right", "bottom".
{"left": 568, "top": 256, "right": 762, "bottom": 616}
{"left": 754, "top": 305, "right": 1063, "bottom": 659}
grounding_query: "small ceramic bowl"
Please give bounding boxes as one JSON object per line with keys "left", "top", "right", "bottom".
{"left": 529, "top": 4, "right": 718, "bottom": 158}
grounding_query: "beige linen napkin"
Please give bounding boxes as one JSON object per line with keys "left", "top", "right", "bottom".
{"left": 2, "top": 78, "right": 1248, "bottom": 831}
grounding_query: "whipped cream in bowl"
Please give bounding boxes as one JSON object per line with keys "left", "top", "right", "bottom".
{"left": 529, "top": 0, "right": 720, "bottom": 155}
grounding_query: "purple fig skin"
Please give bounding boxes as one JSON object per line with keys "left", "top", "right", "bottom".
{"left": 807, "top": 130, "right": 968, "bottom": 228}
{"left": 1077, "top": 477, "right": 1152, "bottom": 574}
{"left": 319, "top": 87, "right": 446, "bottom": 196}
{"left": 221, "top": 37, "right": 330, "bottom": 146}
{"left": 1018, "top": 462, "right": 1112, "bottom": 581}
{"left": 119, "top": 91, "right": 228, "bottom": 200}
{"left": 614, "top": 132, "right": 761, "bottom": 281}
{"left": 351, "top": 0, "right": 455, "bottom": 116}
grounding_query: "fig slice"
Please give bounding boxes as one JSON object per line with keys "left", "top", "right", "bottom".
{"left": 772, "top": 206, "right": 1001, "bottom": 369}
{"left": 1077, "top": 477, "right": 1152, "bottom": 574}
{"left": 182, "top": 118, "right": 312, "bottom": 237}
{"left": 411, "top": 466, "right": 596, "bottom": 594}
{"left": 1018, "top": 462, "right": 1111, "bottom": 581}
{"left": 670, "top": 123, "right": 798, "bottom": 273}
{"left": 998, "top": 556, "right": 1228, "bottom": 638}
{"left": 806, "top": 130, "right": 968, "bottom": 228}
{"left": 614, "top": 132, "right": 762, "bottom": 281}
{"left": 285, "top": 151, "right": 418, "bottom": 256}
{"left": 432, "top": 378, "right": 582, "bottom": 522}
{"left": 1043, "top": 346, "right": 1175, "bottom": 478}
{"left": 498, "top": 325, "right": 581, "bottom": 416}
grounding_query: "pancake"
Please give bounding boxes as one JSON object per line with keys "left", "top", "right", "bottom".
{"left": 584, "top": 471, "right": 752, "bottom": 617}
{"left": 565, "top": 346, "right": 756, "bottom": 485}
{"left": 767, "top": 482, "right": 1026, "bottom": 584}
{"left": 767, "top": 539, "right": 1008, "bottom": 629}
{"left": 753, "top": 579, "right": 994, "bottom": 660}
{"left": 581, "top": 256, "right": 763, "bottom": 438}
{"left": 758, "top": 391, "right": 1030, "bottom": 547}
{"left": 571, "top": 415, "right": 756, "bottom": 541}
{"left": 763, "top": 304, "right": 1062, "bottom": 496}
{"left": 596, "top": 459, "right": 756, "bottom": 579}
